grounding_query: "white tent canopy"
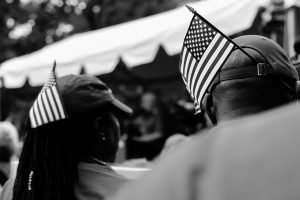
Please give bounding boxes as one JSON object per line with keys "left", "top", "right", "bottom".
{"left": 1, "top": 0, "right": 298, "bottom": 88}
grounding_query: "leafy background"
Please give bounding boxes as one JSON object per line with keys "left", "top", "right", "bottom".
{"left": 0, "top": 0, "right": 197, "bottom": 63}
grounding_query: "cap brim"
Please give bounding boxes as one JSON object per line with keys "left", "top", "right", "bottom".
{"left": 111, "top": 99, "right": 133, "bottom": 115}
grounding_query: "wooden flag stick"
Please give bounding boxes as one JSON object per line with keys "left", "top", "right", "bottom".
{"left": 52, "top": 60, "right": 57, "bottom": 72}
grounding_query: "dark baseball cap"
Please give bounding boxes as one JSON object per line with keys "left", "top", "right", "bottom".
{"left": 57, "top": 74, "right": 133, "bottom": 117}
{"left": 209, "top": 35, "right": 299, "bottom": 92}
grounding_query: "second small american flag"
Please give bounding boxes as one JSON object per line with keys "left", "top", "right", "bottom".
{"left": 29, "top": 67, "right": 67, "bottom": 128}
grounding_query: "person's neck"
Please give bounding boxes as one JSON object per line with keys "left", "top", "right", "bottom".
{"left": 217, "top": 106, "right": 266, "bottom": 123}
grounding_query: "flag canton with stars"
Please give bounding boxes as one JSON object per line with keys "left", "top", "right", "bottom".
{"left": 41, "top": 71, "right": 56, "bottom": 93}
{"left": 184, "top": 16, "right": 217, "bottom": 61}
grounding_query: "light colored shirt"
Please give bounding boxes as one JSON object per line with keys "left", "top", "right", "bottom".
{"left": 0, "top": 162, "right": 128, "bottom": 200}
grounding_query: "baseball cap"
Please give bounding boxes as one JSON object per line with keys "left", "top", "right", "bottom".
{"left": 57, "top": 74, "right": 133, "bottom": 117}
{"left": 29, "top": 72, "right": 132, "bottom": 128}
{"left": 209, "top": 35, "right": 299, "bottom": 92}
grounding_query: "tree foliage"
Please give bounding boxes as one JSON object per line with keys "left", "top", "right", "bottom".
{"left": 0, "top": 0, "right": 197, "bottom": 63}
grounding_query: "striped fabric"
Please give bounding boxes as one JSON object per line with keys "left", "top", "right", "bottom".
{"left": 179, "top": 15, "right": 234, "bottom": 113}
{"left": 29, "top": 70, "right": 67, "bottom": 128}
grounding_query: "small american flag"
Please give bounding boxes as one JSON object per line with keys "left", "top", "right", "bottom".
{"left": 180, "top": 12, "right": 234, "bottom": 113}
{"left": 29, "top": 64, "right": 67, "bottom": 128}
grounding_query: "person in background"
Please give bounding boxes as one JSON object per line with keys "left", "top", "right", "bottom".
{"left": 0, "top": 122, "right": 20, "bottom": 190}
{"left": 127, "top": 91, "right": 173, "bottom": 160}
{"left": 0, "top": 72, "right": 133, "bottom": 200}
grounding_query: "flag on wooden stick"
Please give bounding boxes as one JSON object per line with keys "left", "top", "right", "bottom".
{"left": 29, "top": 62, "right": 67, "bottom": 128}
{"left": 180, "top": 5, "right": 236, "bottom": 113}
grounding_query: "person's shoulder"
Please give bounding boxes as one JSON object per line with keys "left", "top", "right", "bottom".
{"left": 0, "top": 178, "right": 14, "bottom": 200}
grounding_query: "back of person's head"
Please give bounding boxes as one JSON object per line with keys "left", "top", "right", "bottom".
{"left": 203, "top": 35, "right": 299, "bottom": 123}
{"left": 13, "top": 74, "right": 132, "bottom": 200}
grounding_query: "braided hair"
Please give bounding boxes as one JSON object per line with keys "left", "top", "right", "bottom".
{"left": 12, "top": 110, "right": 116, "bottom": 200}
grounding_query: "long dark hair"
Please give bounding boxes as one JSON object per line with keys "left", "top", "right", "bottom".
{"left": 12, "top": 112, "right": 106, "bottom": 200}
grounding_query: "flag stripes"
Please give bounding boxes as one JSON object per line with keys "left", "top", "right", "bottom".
{"left": 41, "top": 92, "right": 53, "bottom": 122}
{"left": 52, "top": 87, "right": 66, "bottom": 119}
{"left": 192, "top": 34, "right": 223, "bottom": 97}
{"left": 197, "top": 42, "right": 234, "bottom": 104}
{"left": 46, "top": 89, "right": 60, "bottom": 120}
{"left": 194, "top": 38, "right": 233, "bottom": 104}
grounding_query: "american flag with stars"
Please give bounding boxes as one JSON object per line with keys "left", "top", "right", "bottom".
{"left": 179, "top": 14, "right": 234, "bottom": 113}
{"left": 29, "top": 65, "right": 67, "bottom": 128}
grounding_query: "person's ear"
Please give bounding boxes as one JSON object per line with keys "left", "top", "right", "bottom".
{"left": 93, "top": 116, "right": 106, "bottom": 141}
{"left": 202, "top": 93, "right": 217, "bottom": 125}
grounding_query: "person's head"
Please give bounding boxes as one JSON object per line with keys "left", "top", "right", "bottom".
{"left": 202, "top": 35, "right": 299, "bottom": 123}
{"left": 13, "top": 74, "right": 132, "bottom": 200}
{"left": 140, "top": 92, "right": 158, "bottom": 112}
